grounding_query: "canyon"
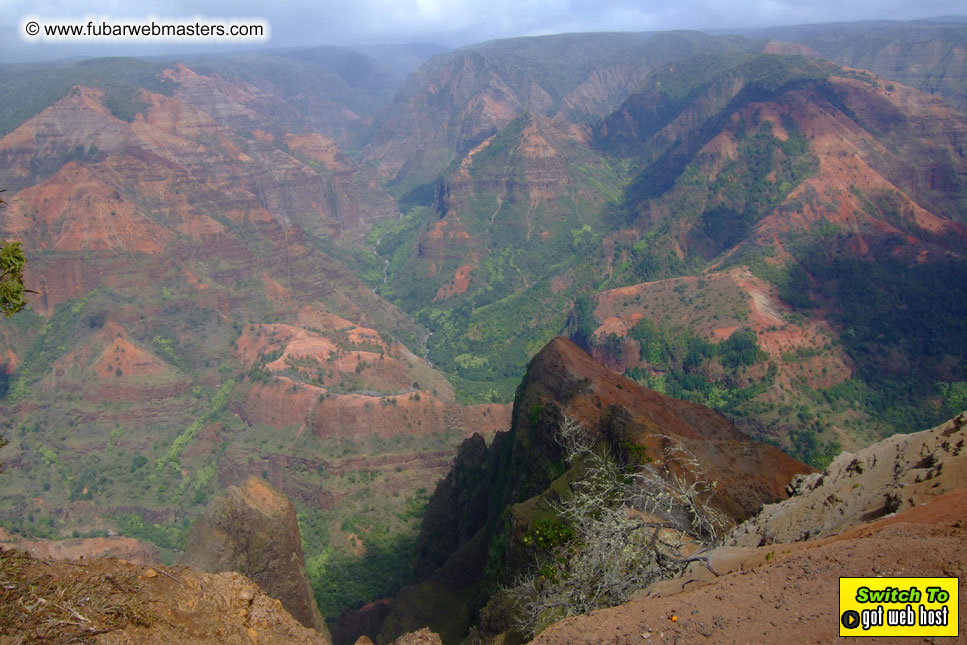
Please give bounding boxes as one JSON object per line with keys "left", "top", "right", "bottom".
{"left": 0, "top": 17, "right": 965, "bottom": 642}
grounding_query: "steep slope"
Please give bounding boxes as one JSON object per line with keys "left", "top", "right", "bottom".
{"left": 583, "top": 51, "right": 967, "bottom": 457}
{"left": 362, "top": 31, "right": 762, "bottom": 190}
{"left": 372, "top": 49, "right": 967, "bottom": 460}
{"left": 368, "top": 338, "right": 810, "bottom": 643}
{"left": 531, "top": 489, "right": 967, "bottom": 644}
{"left": 0, "top": 58, "right": 509, "bottom": 622}
{"left": 754, "top": 19, "right": 967, "bottom": 112}
{"left": 598, "top": 52, "right": 967, "bottom": 247}
{"left": 0, "top": 73, "right": 399, "bottom": 251}
{"left": 0, "top": 48, "right": 403, "bottom": 140}
{"left": 377, "top": 112, "right": 624, "bottom": 400}
{"left": 730, "top": 411, "right": 967, "bottom": 545}
{"left": 181, "top": 477, "right": 327, "bottom": 634}
{"left": 2, "top": 27, "right": 967, "bottom": 637}
{"left": 532, "top": 413, "right": 967, "bottom": 642}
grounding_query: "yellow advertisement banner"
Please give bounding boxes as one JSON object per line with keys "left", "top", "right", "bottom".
{"left": 839, "top": 577, "right": 959, "bottom": 637}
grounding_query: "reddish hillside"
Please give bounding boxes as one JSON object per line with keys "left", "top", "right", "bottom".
{"left": 593, "top": 268, "right": 852, "bottom": 391}
{"left": 598, "top": 56, "right": 967, "bottom": 275}
{"left": 0, "top": 68, "right": 402, "bottom": 310}
{"left": 375, "top": 337, "right": 811, "bottom": 643}
{"left": 516, "top": 337, "right": 813, "bottom": 520}
{"left": 42, "top": 321, "right": 189, "bottom": 402}
{"left": 0, "top": 61, "right": 512, "bottom": 625}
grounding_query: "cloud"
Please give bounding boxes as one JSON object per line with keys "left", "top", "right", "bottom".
{"left": 1, "top": 0, "right": 964, "bottom": 62}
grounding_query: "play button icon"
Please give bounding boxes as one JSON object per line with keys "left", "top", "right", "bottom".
{"left": 841, "top": 610, "right": 860, "bottom": 630}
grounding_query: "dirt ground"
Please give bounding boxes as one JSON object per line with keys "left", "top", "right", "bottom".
{"left": 531, "top": 490, "right": 967, "bottom": 644}
{"left": 0, "top": 550, "right": 330, "bottom": 644}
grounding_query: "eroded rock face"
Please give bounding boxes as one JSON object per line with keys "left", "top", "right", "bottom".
{"left": 379, "top": 337, "right": 812, "bottom": 642}
{"left": 729, "top": 411, "right": 967, "bottom": 546}
{"left": 507, "top": 337, "right": 814, "bottom": 523}
{"left": 180, "top": 477, "right": 327, "bottom": 635}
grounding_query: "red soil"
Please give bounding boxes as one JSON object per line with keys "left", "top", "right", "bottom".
{"left": 532, "top": 490, "right": 967, "bottom": 644}
{"left": 434, "top": 264, "right": 473, "bottom": 300}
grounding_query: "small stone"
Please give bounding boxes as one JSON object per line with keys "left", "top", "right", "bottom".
{"left": 238, "top": 608, "right": 249, "bottom": 619}
{"left": 239, "top": 588, "right": 255, "bottom": 602}
{"left": 144, "top": 568, "right": 158, "bottom": 578}
{"left": 247, "top": 627, "right": 259, "bottom": 642}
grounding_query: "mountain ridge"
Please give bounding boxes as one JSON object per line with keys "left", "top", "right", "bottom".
{"left": 370, "top": 336, "right": 811, "bottom": 643}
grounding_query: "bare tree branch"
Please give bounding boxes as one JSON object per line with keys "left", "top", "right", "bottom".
{"left": 505, "top": 412, "right": 729, "bottom": 637}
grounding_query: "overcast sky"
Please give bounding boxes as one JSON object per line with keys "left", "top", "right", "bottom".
{"left": 2, "top": 0, "right": 965, "bottom": 63}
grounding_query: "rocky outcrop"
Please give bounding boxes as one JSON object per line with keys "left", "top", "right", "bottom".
{"left": 377, "top": 337, "right": 812, "bottom": 642}
{"left": 180, "top": 477, "right": 327, "bottom": 636}
{"left": 390, "top": 628, "right": 444, "bottom": 645}
{"left": 729, "top": 411, "right": 967, "bottom": 546}
{"left": 528, "top": 412, "right": 967, "bottom": 642}
{"left": 350, "top": 628, "right": 442, "bottom": 645}
{"left": 506, "top": 337, "right": 813, "bottom": 522}
{"left": 412, "top": 432, "right": 492, "bottom": 579}
{"left": 530, "top": 489, "right": 967, "bottom": 643}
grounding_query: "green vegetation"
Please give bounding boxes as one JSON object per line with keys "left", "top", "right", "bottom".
{"left": 624, "top": 319, "right": 770, "bottom": 417}
{"left": 372, "top": 111, "right": 625, "bottom": 401}
{"left": 0, "top": 241, "right": 29, "bottom": 317}
{"left": 301, "top": 484, "right": 430, "bottom": 616}
{"left": 0, "top": 191, "right": 30, "bottom": 318}
{"left": 788, "top": 428, "right": 842, "bottom": 471}
{"left": 0, "top": 277, "right": 250, "bottom": 561}
{"left": 522, "top": 518, "right": 576, "bottom": 550}
{"left": 306, "top": 527, "right": 418, "bottom": 616}
{"left": 0, "top": 58, "right": 176, "bottom": 134}
{"left": 116, "top": 513, "right": 189, "bottom": 563}
{"left": 804, "top": 253, "right": 967, "bottom": 430}
{"left": 154, "top": 381, "right": 234, "bottom": 479}
{"left": 563, "top": 294, "right": 597, "bottom": 350}
{"left": 690, "top": 119, "right": 818, "bottom": 260}
{"left": 2, "top": 35, "right": 967, "bottom": 635}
